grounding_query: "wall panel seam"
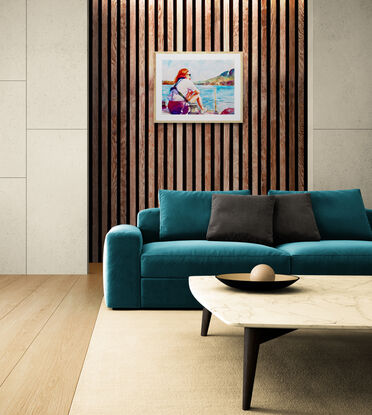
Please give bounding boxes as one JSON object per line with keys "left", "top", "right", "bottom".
{"left": 27, "top": 129, "right": 88, "bottom": 131}
{"left": 26, "top": 0, "right": 28, "bottom": 274}
{"left": 314, "top": 128, "right": 372, "bottom": 131}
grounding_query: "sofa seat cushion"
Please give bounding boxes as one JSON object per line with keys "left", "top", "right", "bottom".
{"left": 278, "top": 240, "right": 372, "bottom": 275}
{"left": 141, "top": 240, "right": 291, "bottom": 277}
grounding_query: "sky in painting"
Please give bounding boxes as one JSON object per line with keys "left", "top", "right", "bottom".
{"left": 162, "top": 59, "right": 234, "bottom": 82}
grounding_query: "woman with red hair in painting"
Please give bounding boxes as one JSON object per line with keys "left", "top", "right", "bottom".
{"left": 167, "top": 68, "right": 207, "bottom": 115}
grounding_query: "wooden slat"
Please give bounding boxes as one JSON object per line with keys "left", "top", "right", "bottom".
{"left": 167, "top": 0, "right": 174, "bottom": 191}
{"left": 261, "top": 0, "right": 268, "bottom": 194}
{"left": 289, "top": 0, "right": 296, "bottom": 190}
{"left": 223, "top": 0, "right": 230, "bottom": 190}
{"left": 148, "top": 0, "right": 156, "bottom": 206}
{"left": 0, "top": 275, "right": 77, "bottom": 385}
{"left": 186, "top": 0, "right": 193, "bottom": 191}
{"left": 92, "top": 0, "right": 99, "bottom": 260}
{"left": 195, "top": 0, "right": 202, "bottom": 191}
{"left": 252, "top": 0, "right": 259, "bottom": 194}
{"left": 119, "top": 0, "right": 127, "bottom": 222}
{"left": 279, "top": 0, "right": 286, "bottom": 189}
{"left": 270, "top": 0, "right": 277, "bottom": 190}
{"left": 111, "top": 0, "right": 118, "bottom": 226}
{"left": 204, "top": 0, "right": 212, "bottom": 190}
{"left": 129, "top": 0, "right": 137, "bottom": 224}
{"left": 89, "top": 0, "right": 307, "bottom": 256}
{"left": 233, "top": 0, "right": 240, "bottom": 190}
{"left": 298, "top": 0, "right": 305, "bottom": 190}
{"left": 101, "top": 0, "right": 109, "bottom": 238}
{"left": 0, "top": 275, "right": 102, "bottom": 415}
{"left": 242, "top": 0, "right": 249, "bottom": 190}
{"left": 138, "top": 0, "right": 146, "bottom": 209}
{"left": 214, "top": 0, "right": 221, "bottom": 190}
{"left": 157, "top": 0, "right": 165, "bottom": 194}
{"left": 176, "top": 0, "right": 183, "bottom": 190}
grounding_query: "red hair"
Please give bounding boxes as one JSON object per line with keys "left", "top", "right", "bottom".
{"left": 174, "top": 68, "right": 189, "bottom": 84}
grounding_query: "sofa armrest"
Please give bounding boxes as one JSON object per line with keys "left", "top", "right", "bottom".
{"left": 103, "top": 225, "right": 143, "bottom": 309}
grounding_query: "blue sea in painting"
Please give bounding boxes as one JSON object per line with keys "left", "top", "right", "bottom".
{"left": 162, "top": 85, "right": 234, "bottom": 114}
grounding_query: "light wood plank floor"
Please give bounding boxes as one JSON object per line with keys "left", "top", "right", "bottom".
{"left": 0, "top": 264, "right": 103, "bottom": 415}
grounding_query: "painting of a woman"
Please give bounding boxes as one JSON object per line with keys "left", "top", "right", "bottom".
{"left": 167, "top": 68, "right": 207, "bottom": 114}
{"left": 155, "top": 52, "right": 243, "bottom": 123}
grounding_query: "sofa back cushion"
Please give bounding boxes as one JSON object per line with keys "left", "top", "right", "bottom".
{"left": 137, "top": 195, "right": 372, "bottom": 244}
{"left": 159, "top": 189, "right": 251, "bottom": 241}
{"left": 268, "top": 189, "right": 372, "bottom": 240}
{"left": 137, "top": 208, "right": 160, "bottom": 243}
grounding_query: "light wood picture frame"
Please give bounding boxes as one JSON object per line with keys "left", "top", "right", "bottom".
{"left": 154, "top": 52, "right": 243, "bottom": 123}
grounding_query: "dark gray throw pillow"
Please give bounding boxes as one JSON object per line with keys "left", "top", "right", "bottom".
{"left": 207, "top": 194, "right": 275, "bottom": 246}
{"left": 273, "top": 193, "right": 320, "bottom": 244}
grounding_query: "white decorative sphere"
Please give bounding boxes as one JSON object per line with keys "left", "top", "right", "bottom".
{"left": 250, "top": 264, "right": 275, "bottom": 281}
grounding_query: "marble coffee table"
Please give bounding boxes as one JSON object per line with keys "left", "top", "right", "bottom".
{"left": 189, "top": 275, "right": 372, "bottom": 411}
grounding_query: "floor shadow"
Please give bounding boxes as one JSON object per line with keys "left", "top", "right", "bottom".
{"left": 251, "top": 407, "right": 310, "bottom": 415}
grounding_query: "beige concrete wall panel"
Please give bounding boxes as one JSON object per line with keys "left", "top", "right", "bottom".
{"left": 313, "top": 0, "right": 372, "bottom": 129}
{"left": 0, "top": 82, "right": 26, "bottom": 177}
{"left": 27, "top": 0, "right": 87, "bottom": 128}
{"left": 313, "top": 129, "right": 372, "bottom": 208}
{"left": 0, "top": 179, "right": 26, "bottom": 274}
{"left": 27, "top": 130, "right": 87, "bottom": 274}
{"left": 0, "top": 0, "right": 26, "bottom": 80}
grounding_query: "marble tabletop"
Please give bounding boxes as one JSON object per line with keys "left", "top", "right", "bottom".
{"left": 189, "top": 275, "right": 372, "bottom": 330}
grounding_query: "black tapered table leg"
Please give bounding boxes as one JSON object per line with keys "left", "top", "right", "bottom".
{"left": 201, "top": 307, "right": 212, "bottom": 336}
{"left": 242, "top": 328, "right": 261, "bottom": 410}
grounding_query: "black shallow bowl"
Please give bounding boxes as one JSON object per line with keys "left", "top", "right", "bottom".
{"left": 216, "top": 273, "right": 299, "bottom": 292}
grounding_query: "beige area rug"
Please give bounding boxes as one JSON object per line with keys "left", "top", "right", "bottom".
{"left": 70, "top": 300, "right": 372, "bottom": 415}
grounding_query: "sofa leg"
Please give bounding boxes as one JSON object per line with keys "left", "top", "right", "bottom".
{"left": 201, "top": 307, "right": 212, "bottom": 336}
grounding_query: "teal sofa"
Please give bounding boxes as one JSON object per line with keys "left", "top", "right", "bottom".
{"left": 103, "top": 200, "right": 372, "bottom": 310}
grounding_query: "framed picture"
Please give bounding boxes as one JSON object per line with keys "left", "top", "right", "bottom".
{"left": 154, "top": 52, "right": 243, "bottom": 123}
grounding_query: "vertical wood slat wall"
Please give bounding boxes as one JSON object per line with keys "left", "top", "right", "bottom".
{"left": 89, "top": 0, "right": 308, "bottom": 261}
